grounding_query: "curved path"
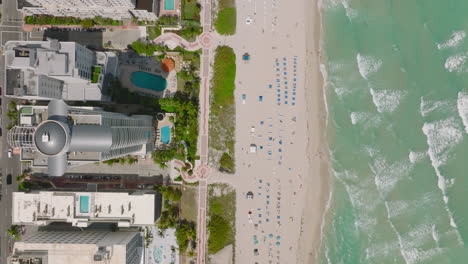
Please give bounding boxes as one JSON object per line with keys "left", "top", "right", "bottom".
{"left": 153, "top": 32, "right": 202, "bottom": 51}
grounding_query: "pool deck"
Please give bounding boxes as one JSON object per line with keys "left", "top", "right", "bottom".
{"left": 145, "top": 227, "right": 179, "bottom": 264}
{"left": 119, "top": 54, "right": 177, "bottom": 98}
{"left": 159, "top": 0, "right": 181, "bottom": 17}
{"left": 155, "top": 113, "right": 175, "bottom": 147}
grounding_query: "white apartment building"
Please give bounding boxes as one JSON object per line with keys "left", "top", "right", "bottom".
{"left": 10, "top": 230, "right": 143, "bottom": 264}
{"left": 12, "top": 191, "right": 159, "bottom": 227}
{"left": 21, "top": 0, "right": 157, "bottom": 21}
{"left": 4, "top": 39, "right": 117, "bottom": 101}
{"left": 7, "top": 100, "right": 156, "bottom": 176}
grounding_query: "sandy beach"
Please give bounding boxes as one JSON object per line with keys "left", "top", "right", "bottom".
{"left": 206, "top": 0, "right": 330, "bottom": 262}
{"left": 296, "top": 0, "right": 331, "bottom": 263}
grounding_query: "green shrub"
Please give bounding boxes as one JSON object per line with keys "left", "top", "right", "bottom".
{"left": 80, "top": 18, "right": 94, "bottom": 28}
{"left": 174, "top": 175, "right": 183, "bottom": 182}
{"left": 158, "top": 15, "right": 179, "bottom": 26}
{"left": 175, "top": 220, "right": 196, "bottom": 252}
{"left": 207, "top": 215, "right": 231, "bottom": 254}
{"left": 219, "top": 152, "right": 234, "bottom": 173}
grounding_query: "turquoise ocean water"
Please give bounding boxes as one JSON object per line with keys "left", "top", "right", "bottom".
{"left": 321, "top": 0, "right": 468, "bottom": 263}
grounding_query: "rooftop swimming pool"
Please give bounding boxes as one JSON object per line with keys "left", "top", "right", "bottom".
{"left": 160, "top": 126, "right": 171, "bottom": 144}
{"left": 130, "top": 71, "right": 167, "bottom": 92}
{"left": 164, "top": 0, "right": 175, "bottom": 10}
{"left": 79, "top": 196, "right": 89, "bottom": 214}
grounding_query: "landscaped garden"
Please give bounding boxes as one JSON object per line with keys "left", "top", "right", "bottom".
{"left": 24, "top": 15, "right": 122, "bottom": 27}
{"left": 209, "top": 46, "right": 236, "bottom": 173}
{"left": 215, "top": 0, "right": 236, "bottom": 35}
{"left": 182, "top": 0, "right": 201, "bottom": 20}
{"left": 207, "top": 184, "right": 236, "bottom": 255}
{"left": 154, "top": 184, "right": 197, "bottom": 256}
{"left": 146, "top": 1, "right": 202, "bottom": 42}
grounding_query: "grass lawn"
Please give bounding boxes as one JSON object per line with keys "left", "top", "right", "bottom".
{"left": 180, "top": 186, "right": 198, "bottom": 223}
{"left": 182, "top": 0, "right": 201, "bottom": 20}
{"left": 209, "top": 46, "right": 236, "bottom": 172}
{"left": 212, "top": 46, "right": 236, "bottom": 106}
{"left": 219, "top": 0, "right": 235, "bottom": 9}
{"left": 215, "top": 8, "right": 236, "bottom": 35}
{"left": 207, "top": 184, "right": 236, "bottom": 255}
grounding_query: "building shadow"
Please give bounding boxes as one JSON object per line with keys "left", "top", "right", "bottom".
{"left": 42, "top": 29, "right": 104, "bottom": 50}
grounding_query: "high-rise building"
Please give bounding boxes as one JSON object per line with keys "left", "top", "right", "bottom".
{"left": 20, "top": 0, "right": 157, "bottom": 21}
{"left": 3, "top": 39, "right": 118, "bottom": 101}
{"left": 7, "top": 100, "right": 155, "bottom": 176}
{"left": 12, "top": 191, "right": 161, "bottom": 227}
{"left": 9, "top": 230, "right": 143, "bottom": 264}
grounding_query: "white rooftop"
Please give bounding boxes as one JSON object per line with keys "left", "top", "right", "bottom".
{"left": 13, "top": 191, "right": 156, "bottom": 227}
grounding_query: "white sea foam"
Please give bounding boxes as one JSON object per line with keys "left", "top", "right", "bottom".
{"left": 422, "top": 118, "right": 462, "bottom": 169}
{"left": 341, "top": 0, "right": 357, "bottom": 20}
{"left": 422, "top": 118, "right": 462, "bottom": 229}
{"left": 431, "top": 225, "right": 440, "bottom": 247}
{"left": 350, "top": 111, "right": 365, "bottom": 125}
{"left": 384, "top": 202, "right": 447, "bottom": 264}
{"left": 419, "top": 97, "right": 454, "bottom": 117}
{"left": 370, "top": 88, "right": 406, "bottom": 113}
{"left": 385, "top": 200, "right": 410, "bottom": 219}
{"left": 334, "top": 170, "right": 380, "bottom": 232}
{"left": 320, "top": 63, "right": 330, "bottom": 128}
{"left": 357, "top": 53, "right": 382, "bottom": 80}
{"left": 370, "top": 156, "right": 413, "bottom": 198}
{"left": 444, "top": 53, "right": 467, "bottom": 72}
{"left": 350, "top": 112, "right": 382, "bottom": 128}
{"left": 437, "top": 31, "right": 466, "bottom": 50}
{"left": 365, "top": 240, "right": 400, "bottom": 261}
{"left": 456, "top": 92, "right": 468, "bottom": 133}
{"left": 409, "top": 151, "right": 427, "bottom": 164}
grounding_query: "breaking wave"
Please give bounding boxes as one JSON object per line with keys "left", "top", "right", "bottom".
{"left": 357, "top": 53, "right": 382, "bottom": 80}
{"left": 437, "top": 31, "right": 466, "bottom": 50}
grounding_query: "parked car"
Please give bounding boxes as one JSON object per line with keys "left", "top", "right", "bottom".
{"left": 242, "top": 94, "right": 246, "bottom": 104}
{"left": 253, "top": 248, "right": 259, "bottom": 256}
{"left": 6, "top": 174, "right": 12, "bottom": 185}
{"left": 7, "top": 148, "right": 12, "bottom": 158}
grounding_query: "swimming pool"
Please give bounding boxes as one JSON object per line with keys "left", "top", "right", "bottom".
{"left": 164, "top": 0, "right": 175, "bottom": 10}
{"left": 130, "top": 71, "right": 167, "bottom": 92}
{"left": 79, "top": 196, "right": 89, "bottom": 213}
{"left": 160, "top": 126, "right": 171, "bottom": 144}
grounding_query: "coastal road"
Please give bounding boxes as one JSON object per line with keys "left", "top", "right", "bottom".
{"left": 0, "top": 55, "right": 21, "bottom": 264}
{"left": 0, "top": 0, "right": 28, "bottom": 45}
{"left": 0, "top": 0, "right": 24, "bottom": 262}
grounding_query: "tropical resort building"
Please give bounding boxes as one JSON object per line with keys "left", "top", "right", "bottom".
{"left": 7, "top": 100, "right": 156, "bottom": 176}
{"left": 12, "top": 191, "right": 161, "bottom": 227}
{"left": 9, "top": 230, "right": 143, "bottom": 264}
{"left": 3, "top": 39, "right": 117, "bottom": 101}
{"left": 20, "top": 0, "right": 157, "bottom": 21}
{"left": 119, "top": 54, "right": 178, "bottom": 98}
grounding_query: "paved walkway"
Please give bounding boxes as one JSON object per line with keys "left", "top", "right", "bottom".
{"left": 152, "top": 1, "right": 216, "bottom": 261}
